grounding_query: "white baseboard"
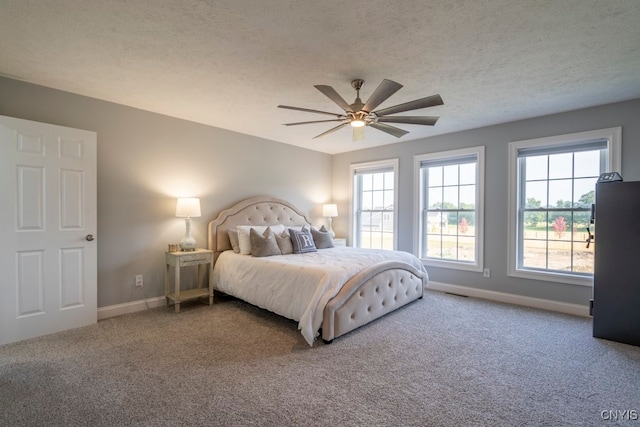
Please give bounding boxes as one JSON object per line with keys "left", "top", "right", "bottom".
{"left": 97, "top": 296, "right": 166, "bottom": 320}
{"left": 426, "top": 281, "right": 591, "bottom": 317}
{"left": 98, "top": 283, "right": 590, "bottom": 320}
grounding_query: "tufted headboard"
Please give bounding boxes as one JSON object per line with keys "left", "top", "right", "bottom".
{"left": 208, "top": 196, "right": 312, "bottom": 263}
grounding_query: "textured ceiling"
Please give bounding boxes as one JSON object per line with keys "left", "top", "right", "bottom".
{"left": 1, "top": 0, "right": 639, "bottom": 154}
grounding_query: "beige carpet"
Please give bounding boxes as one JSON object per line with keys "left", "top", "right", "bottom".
{"left": 1, "top": 290, "right": 639, "bottom": 426}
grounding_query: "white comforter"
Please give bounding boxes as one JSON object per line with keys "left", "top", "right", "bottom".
{"left": 213, "top": 246, "right": 428, "bottom": 345}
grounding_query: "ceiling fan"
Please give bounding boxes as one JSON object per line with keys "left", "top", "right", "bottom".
{"left": 278, "top": 79, "right": 443, "bottom": 141}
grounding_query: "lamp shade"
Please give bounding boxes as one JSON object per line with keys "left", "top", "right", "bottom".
{"left": 322, "top": 204, "right": 338, "bottom": 218}
{"left": 175, "top": 198, "right": 201, "bottom": 218}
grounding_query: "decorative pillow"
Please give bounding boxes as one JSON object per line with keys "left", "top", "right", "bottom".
{"left": 237, "top": 224, "right": 286, "bottom": 255}
{"left": 311, "top": 225, "right": 334, "bottom": 249}
{"left": 250, "top": 227, "right": 281, "bottom": 257}
{"left": 275, "top": 230, "right": 293, "bottom": 255}
{"left": 289, "top": 226, "right": 317, "bottom": 254}
{"left": 227, "top": 229, "right": 240, "bottom": 253}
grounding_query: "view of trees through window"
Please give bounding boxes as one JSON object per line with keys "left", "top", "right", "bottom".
{"left": 519, "top": 150, "right": 600, "bottom": 274}
{"left": 354, "top": 169, "right": 395, "bottom": 250}
{"left": 422, "top": 160, "right": 477, "bottom": 263}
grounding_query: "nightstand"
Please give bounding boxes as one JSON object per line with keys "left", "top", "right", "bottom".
{"left": 333, "top": 238, "right": 347, "bottom": 247}
{"left": 165, "top": 249, "right": 213, "bottom": 313}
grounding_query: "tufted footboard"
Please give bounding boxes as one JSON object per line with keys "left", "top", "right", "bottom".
{"left": 321, "top": 260, "right": 426, "bottom": 343}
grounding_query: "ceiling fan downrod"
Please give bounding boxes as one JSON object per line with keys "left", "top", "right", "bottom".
{"left": 350, "top": 79, "right": 365, "bottom": 111}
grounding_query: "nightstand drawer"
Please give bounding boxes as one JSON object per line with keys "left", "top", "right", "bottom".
{"left": 166, "top": 250, "right": 212, "bottom": 267}
{"left": 177, "top": 252, "right": 211, "bottom": 266}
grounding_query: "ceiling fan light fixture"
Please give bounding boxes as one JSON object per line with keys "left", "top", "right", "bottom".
{"left": 350, "top": 110, "right": 368, "bottom": 127}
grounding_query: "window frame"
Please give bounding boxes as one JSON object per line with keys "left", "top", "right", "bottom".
{"left": 413, "top": 146, "right": 485, "bottom": 272}
{"left": 350, "top": 159, "right": 399, "bottom": 250}
{"left": 507, "top": 127, "right": 622, "bottom": 286}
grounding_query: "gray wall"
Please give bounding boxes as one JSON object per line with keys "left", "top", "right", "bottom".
{"left": 4, "top": 74, "right": 638, "bottom": 309}
{"left": 0, "top": 77, "right": 332, "bottom": 308}
{"left": 332, "top": 98, "right": 640, "bottom": 306}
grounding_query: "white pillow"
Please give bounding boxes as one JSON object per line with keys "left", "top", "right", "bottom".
{"left": 237, "top": 224, "right": 286, "bottom": 255}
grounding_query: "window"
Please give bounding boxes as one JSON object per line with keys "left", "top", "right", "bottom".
{"left": 350, "top": 159, "right": 398, "bottom": 250}
{"left": 414, "top": 147, "right": 484, "bottom": 271}
{"left": 508, "top": 128, "right": 621, "bottom": 286}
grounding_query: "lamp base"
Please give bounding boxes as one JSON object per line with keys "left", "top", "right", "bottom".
{"left": 179, "top": 236, "right": 197, "bottom": 251}
{"left": 328, "top": 217, "right": 335, "bottom": 239}
{"left": 179, "top": 217, "right": 197, "bottom": 251}
{"left": 179, "top": 238, "right": 196, "bottom": 251}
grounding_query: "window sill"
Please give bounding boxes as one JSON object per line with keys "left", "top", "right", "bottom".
{"left": 421, "top": 258, "right": 482, "bottom": 273}
{"left": 508, "top": 268, "right": 593, "bottom": 287}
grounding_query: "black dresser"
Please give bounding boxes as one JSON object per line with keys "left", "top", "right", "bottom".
{"left": 592, "top": 181, "right": 640, "bottom": 346}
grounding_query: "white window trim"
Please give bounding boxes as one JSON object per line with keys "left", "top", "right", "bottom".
{"left": 507, "top": 127, "right": 622, "bottom": 286}
{"left": 349, "top": 158, "right": 399, "bottom": 250}
{"left": 413, "top": 146, "right": 485, "bottom": 272}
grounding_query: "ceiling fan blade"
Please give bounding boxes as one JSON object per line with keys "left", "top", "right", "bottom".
{"left": 374, "top": 94, "right": 444, "bottom": 117}
{"left": 313, "top": 122, "right": 349, "bottom": 139}
{"left": 377, "top": 116, "right": 439, "bottom": 126}
{"left": 314, "top": 85, "right": 354, "bottom": 112}
{"left": 369, "top": 122, "right": 409, "bottom": 138}
{"left": 362, "top": 79, "right": 403, "bottom": 113}
{"left": 353, "top": 126, "right": 365, "bottom": 142}
{"left": 278, "top": 105, "right": 343, "bottom": 117}
{"left": 284, "top": 119, "right": 345, "bottom": 126}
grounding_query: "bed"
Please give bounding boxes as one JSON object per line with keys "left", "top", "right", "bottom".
{"left": 208, "top": 196, "right": 428, "bottom": 345}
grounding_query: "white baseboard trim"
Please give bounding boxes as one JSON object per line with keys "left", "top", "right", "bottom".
{"left": 98, "top": 283, "right": 590, "bottom": 320}
{"left": 97, "top": 296, "right": 166, "bottom": 320}
{"left": 426, "top": 281, "right": 591, "bottom": 317}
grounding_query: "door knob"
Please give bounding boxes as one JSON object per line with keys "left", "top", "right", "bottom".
{"left": 86, "top": 234, "right": 95, "bottom": 241}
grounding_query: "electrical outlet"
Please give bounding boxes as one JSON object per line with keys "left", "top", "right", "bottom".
{"left": 483, "top": 268, "right": 491, "bottom": 278}
{"left": 135, "top": 274, "right": 143, "bottom": 287}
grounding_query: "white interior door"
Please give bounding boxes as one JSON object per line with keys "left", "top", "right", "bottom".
{"left": 0, "top": 115, "right": 97, "bottom": 346}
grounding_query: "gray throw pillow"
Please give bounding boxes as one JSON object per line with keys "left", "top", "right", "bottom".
{"left": 311, "top": 225, "right": 334, "bottom": 249}
{"left": 289, "top": 227, "right": 317, "bottom": 254}
{"left": 250, "top": 227, "right": 281, "bottom": 257}
{"left": 275, "top": 230, "right": 294, "bottom": 255}
{"left": 227, "top": 229, "right": 241, "bottom": 253}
